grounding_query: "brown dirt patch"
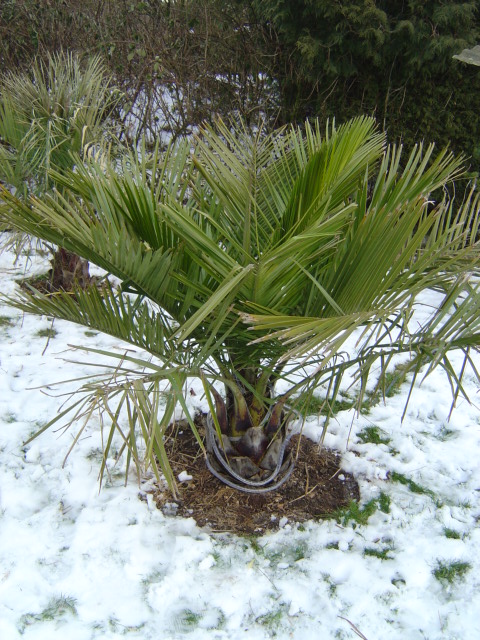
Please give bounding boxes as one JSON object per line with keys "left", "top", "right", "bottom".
{"left": 152, "top": 415, "right": 360, "bottom": 535}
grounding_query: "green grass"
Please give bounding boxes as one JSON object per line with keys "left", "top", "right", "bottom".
{"left": 300, "top": 363, "right": 410, "bottom": 421}
{"left": 381, "top": 368, "right": 409, "bottom": 398}
{"left": 389, "top": 471, "right": 435, "bottom": 498}
{"left": 371, "top": 364, "right": 411, "bottom": 401}
{"left": 0, "top": 315, "right": 14, "bottom": 327}
{"left": 323, "top": 574, "right": 338, "bottom": 597}
{"left": 86, "top": 448, "right": 104, "bottom": 462}
{"left": 174, "top": 609, "right": 202, "bottom": 629}
{"left": 243, "top": 537, "right": 309, "bottom": 567}
{"left": 357, "top": 363, "right": 413, "bottom": 413}
{"left": 39, "top": 595, "right": 77, "bottom": 619}
{"left": 335, "top": 498, "right": 378, "bottom": 527}
{"left": 434, "top": 425, "right": 457, "bottom": 441}
{"left": 443, "top": 528, "right": 463, "bottom": 540}
{"left": 330, "top": 397, "right": 356, "bottom": 413}
{"left": 35, "top": 327, "right": 58, "bottom": 339}
{"left": 298, "top": 394, "right": 327, "bottom": 414}
{"left": 391, "top": 576, "right": 406, "bottom": 587}
{"left": 84, "top": 330, "right": 99, "bottom": 337}
{"left": 335, "top": 491, "right": 391, "bottom": 527}
{"left": 172, "top": 608, "right": 225, "bottom": 633}
{"left": 18, "top": 596, "right": 77, "bottom": 633}
{"left": 433, "top": 560, "right": 471, "bottom": 585}
{"left": 256, "top": 609, "right": 284, "bottom": 628}
{"left": 378, "top": 492, "right": 391, "bottom": 514}
{"left": 292, "top": 542, "right": 308, "bottom": 562}
{"left": 326, "top": 541, "right": 340, "bottom": 550}
{"left": 246, "top": 537, "right": 263, "bottom": 554}
{"left": 298, "top": 363, "right": 410, "bottom": 419}
{"left": 294, "top": 390, "right": 356, "bottom": 417}
{"left": 255, "top": 603, "right": 289, "bottom": 633}
{"left": 364, "top": 546, "right": 394, "bottom": 560}
{"left": 357, "top": 426, "right": 391, "bottom": 445}
{"left": 108, "top": 617, "right": 147, "bottom": 633}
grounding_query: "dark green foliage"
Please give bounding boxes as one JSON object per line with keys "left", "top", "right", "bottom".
{"left": 254, "top": 0, "right": 389, "bottom": 79}
{"left": 2, "top": 1, "right": 479, "bottom": 162}
{"left": 254, "top": 0, "right": 480, "bottom": 168}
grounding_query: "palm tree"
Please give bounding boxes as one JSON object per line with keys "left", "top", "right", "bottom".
{"left": 0, "top": 51, "right": 121, "bottom": 288}
{"left": 1, "top": 116, "right": 480, "bottom": 495}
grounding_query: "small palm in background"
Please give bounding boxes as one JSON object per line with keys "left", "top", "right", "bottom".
{"left": 1, "top": 116, "right": 480, "bottom": 495}
{"left": 0, "top": 51, "right": 121, "bottom": 290}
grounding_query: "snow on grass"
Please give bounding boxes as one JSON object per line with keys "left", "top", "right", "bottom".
{"left": 1, "top": 248, "right": 480, "bottom": 640}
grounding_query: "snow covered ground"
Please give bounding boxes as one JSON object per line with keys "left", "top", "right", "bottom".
{"left": 1, "top": 247, "right": 479, "bottom": 640}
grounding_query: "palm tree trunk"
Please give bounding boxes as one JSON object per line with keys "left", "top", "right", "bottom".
{"left": 48, "top": 247, "right": 92, "bottom": 292}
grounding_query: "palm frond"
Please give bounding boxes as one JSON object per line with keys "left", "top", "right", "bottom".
{"left": 1, "top": 282, "right": 179, "bottom": 361}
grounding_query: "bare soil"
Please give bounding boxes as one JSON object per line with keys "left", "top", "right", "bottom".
{"left": 153, "top": 415, "right": 360, "bottom": 535}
